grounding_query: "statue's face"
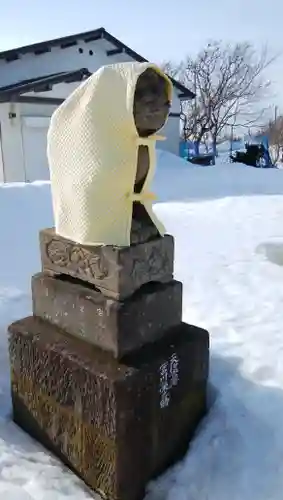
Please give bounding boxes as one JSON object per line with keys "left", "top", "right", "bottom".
{"left": 133, "top": 68, "right": 171, "bottom": 137}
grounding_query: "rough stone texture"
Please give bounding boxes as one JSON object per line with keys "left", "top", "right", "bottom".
{"left": 40, "top": 228, "right": 174, "bottom": 300}
{"left": 134, "top": 67, "right": 171, "bottom": 138}
{"left": 130, "top": 202, "right": 159, "bottom": 245}
{"left": 131, "top": 68, "right": 171, "bottom": 244}
{"left": 132, "top": 67, "right": 171, "bottom": 242}
{"left": 32, "top": 273, "right": 183, "bottom": 358}
{"left": 9, "top": 316, "right": 209, "bottom": 500}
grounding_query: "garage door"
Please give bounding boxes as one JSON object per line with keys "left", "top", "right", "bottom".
{"left": 21, "top": 116, "right": 50, "bottom": 182}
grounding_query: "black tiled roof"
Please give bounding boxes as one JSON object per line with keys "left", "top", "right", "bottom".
{"left": 0, "top": 28, "right": 195, "bottom": 99}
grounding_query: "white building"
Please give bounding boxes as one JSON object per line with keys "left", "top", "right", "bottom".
{"left": 0, "top": 27, "right": 194, "bottom": 183}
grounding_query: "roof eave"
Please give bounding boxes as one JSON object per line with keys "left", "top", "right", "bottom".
{"left": 0, "top": 27, "right": 194, "bottom": 98}
{"left": 179, "top": 92, "right": 195, "bottom": 100}
{"left": 0, "top": 68, "right": 91, "bottom": 102}
{"left": 0, "top": 28, "right": 106, "bottom": 61}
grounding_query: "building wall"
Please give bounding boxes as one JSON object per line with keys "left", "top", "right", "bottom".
{"left": 25, "top": 78, "right": 182, "bottom": 156}
{"left": 0, "top": 119, "right": 4, "bottom": 182}
{"left": 157, "top": 92, "right": 180, "bottom": 156}
{"left": 0, "top": 40, "right": 183, "bottom": 181}
{"left": 0, "top": 101, "right": 57, "bottom": 182}
{"left": 0, "top": 90, "right": 181, "bottom": 182}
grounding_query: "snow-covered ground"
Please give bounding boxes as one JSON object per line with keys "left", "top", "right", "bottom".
{"left": 1, "top": 152, "right": 283, "bottom": 499}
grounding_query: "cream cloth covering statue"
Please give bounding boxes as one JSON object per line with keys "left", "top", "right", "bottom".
{"left": 47, "top": 62, "right": 173, "bottom": 247}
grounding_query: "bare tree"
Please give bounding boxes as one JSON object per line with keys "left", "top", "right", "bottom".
{"left": 263, "top": 114, "right": 283, "bottom": 164}
{"left": 163, "top": 61, "right": 210, "bottom": 149}
{"left": 163, "top": 41, "right": 276, "bottom": 154}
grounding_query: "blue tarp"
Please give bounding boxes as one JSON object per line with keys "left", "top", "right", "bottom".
{"left": 179, "top": 140, "right": 197, "bottom": 158}
{"left": 179, "top": 140, "right": 207, "bottom": 158}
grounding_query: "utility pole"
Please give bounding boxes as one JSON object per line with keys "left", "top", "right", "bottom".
{"left": 193, "top": 64, "right": 197, "bottom": 137}
{"left": 275, "top": 105, "right": 278, "bottom": 124}
{"left": 229, "top": 124, "right": 234, "bottom": 158}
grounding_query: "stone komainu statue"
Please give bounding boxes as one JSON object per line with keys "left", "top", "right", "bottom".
{"left": 47, "top": 62, "right": 173, "bottom": 247}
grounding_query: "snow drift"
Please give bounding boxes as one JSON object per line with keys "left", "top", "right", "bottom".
{"left": 1, "top": 152, "right": 283, "bottom": 499}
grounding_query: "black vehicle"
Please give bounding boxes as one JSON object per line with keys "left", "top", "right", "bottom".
{"left": 230, "top": 142, "right": 273, "bottom": 168}
{"left": 187, "top": 153, "right": 215, "bottom": 166}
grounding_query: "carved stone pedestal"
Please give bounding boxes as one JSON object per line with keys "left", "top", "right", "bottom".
{"left": 8, "top": 225, "right": 210, "bottom": 500}
{"left": 9, "top": 316, "right": 209, "bottom": 500}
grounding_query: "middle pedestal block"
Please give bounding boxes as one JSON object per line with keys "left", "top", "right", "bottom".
{"left": 32, "top": 273, "right": 183, "bottom": 359}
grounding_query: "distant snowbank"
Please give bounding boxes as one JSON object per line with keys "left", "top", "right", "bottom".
{"left": 155, "top": 150, "right": 283, "bottom": 202}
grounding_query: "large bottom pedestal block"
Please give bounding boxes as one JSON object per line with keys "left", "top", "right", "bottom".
{"left": 8, "top": 317, "right": 209, "bottom": 500}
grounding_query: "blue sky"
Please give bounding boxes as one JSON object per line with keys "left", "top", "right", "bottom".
{"left": 0, "top": 0, "right": 282, "bottom": 107}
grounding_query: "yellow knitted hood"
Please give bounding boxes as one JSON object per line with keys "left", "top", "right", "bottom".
{"left": 47, "top": 62, "right": 173, "bottom": 246}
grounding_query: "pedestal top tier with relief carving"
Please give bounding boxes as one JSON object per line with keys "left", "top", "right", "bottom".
{"left": 40, "top": 228, "right": 174, "bottom": 300}
{"left": 47, "top": 62, "right": 173, "bottom": 247}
